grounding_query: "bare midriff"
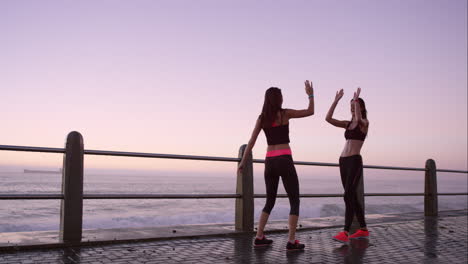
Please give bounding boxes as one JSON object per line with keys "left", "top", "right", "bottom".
{"left": 267, "top": 143, "right": 291, "bottom": 152}
{"left": 341, "top": 140, "right": 364, "bottom": 157}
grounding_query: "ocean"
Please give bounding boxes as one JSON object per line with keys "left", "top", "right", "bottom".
{"left": 0, "top": 164, "right": 466, "bottom": 233}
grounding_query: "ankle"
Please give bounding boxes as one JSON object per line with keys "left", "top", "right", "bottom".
{"left": 256, "top": 234, "right": 264, "bottom": 239}
{"left": 360, "top": 227, "right": 368, "bottom": 231}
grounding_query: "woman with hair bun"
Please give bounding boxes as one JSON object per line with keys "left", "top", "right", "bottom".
{"left": 325, "top": 87, "right": 370, "bottom": 243}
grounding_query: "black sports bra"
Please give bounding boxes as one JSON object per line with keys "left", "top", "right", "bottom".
{"left": 263, "top": 122, "right": 290, "bottom": 145}
{"left": 344, "top": 122, "right": 367, "bottom": 141}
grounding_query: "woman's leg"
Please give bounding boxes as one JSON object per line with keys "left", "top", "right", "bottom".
{"left": 288, "top": 214, "right": 299, "bottom": 241}
{"left": 280, "top": 156, "right": 300, "bottom": 241}
{"left": 256, "top": 212, "right": 270, "bottom": 238}
{"left": 344, "top": 155, "right": 367, "bottom": 232}
{"left": 257, "top": 158, "right": 279, "bottom": 238}
{"left": 343, "top": 189, "right": 356, "bottom": 232}
{"left": 340, "top": 157, "right": 354, "bottom": 233}
{"left": 350, "top": 156, "right": 366, "bottom": 229}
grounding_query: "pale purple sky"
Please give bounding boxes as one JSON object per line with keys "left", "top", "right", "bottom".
{"left": 1, "top": 0, "right": 467, "bottom": 171}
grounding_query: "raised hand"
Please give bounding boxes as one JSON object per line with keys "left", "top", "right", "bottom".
{"left": 353, "top": 87, "right": 361, "bottom": 101}
{"left": 304, "top": 80, "right": 314, "bottom": 96}
{"left": 335, "top": 89, "right": 344, "bottom": 102}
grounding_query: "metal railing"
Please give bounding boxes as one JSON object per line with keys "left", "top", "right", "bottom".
{"left": 1, "top": 144, "right": 466, "bottom": 173}
{"left": 0, "top": 131, "right": 467, "bottom": 244}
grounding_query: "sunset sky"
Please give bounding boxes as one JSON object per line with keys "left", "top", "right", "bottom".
{"left": 1, "top": 0, "right": 467, "bottom": 173}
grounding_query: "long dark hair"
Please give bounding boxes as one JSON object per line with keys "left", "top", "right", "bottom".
{"left": 260, "top": 87, "right": 283, "bottom": 128}
{"left": 357, "top": 98, "right": 367, "bottom": 119}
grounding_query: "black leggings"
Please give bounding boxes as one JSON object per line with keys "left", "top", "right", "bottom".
{"left": 262, "top": 155, "right": 300, "bottom": 216}
{"left": 340, "top": 155, "right": 367, "bottom": 232}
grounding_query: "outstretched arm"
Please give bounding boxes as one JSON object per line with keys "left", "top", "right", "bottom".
{"left": 325, "top": 89, "right": 349, "bottom": 128}
{"left": 352, "top": 87, "right": 369, "bottom": 133}
{"left": 285, "top": 80, "right": 315, "bottom": 119}
{"left": 238, "top": 117, "right": 262, "bottom": 172}
{"left": 352, "top": 87, "right": 366, "bottom": 125}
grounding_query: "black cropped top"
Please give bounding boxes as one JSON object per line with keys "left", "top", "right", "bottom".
{"left": 344, "top": 122, "right": 367, "bottom": 141}
{"left": 263, "top": 123, "right": 290, "bottom": 145}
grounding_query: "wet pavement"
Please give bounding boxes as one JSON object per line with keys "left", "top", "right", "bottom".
{"left": 1, "top": 210, "right": 458, "bottom": 248}
{"left": 0, "top": 211, "right": 466, "bottom": 263}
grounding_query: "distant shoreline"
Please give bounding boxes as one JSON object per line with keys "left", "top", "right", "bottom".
{"left": 23, "top": 169, "right": 62, "bottom": 174}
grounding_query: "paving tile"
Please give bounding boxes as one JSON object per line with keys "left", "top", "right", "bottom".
{"left": 0, "top": 214, "right": 467, "bottom": 263}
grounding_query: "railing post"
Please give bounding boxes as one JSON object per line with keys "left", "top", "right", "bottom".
{"left": 425, "top": 159, "right": 438, "bottom": 216}
{"left": 59, "top": 131, "right": 84, "bottom": 243}
{"left": 235, "top": 144, "right": 254, "bottom": 232}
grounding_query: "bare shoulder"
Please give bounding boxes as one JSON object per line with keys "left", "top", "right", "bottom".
{"left": 360, "top": 119, "right": 369, "bottom": 131}
{"left": 281, "top": 108, "right": 292, "bottom": 122}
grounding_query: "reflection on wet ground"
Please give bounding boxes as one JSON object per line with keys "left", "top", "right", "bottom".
{"left": 0, "top": 212, "right": 466, "bottom": 263}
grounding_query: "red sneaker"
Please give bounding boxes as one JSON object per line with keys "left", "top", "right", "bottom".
{"left": 254, "top": 235, "right": 273, "bottom": 247}
{"left": 286, "top": 240, "right": 305, "bottom": 250}
{"left": 333, "top": 231, "right": 349, "bottom": 243}
{"left": 349, "top": 229, "right": 369, "bottom": 239}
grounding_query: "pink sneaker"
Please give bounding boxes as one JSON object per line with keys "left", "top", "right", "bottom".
{"left": 349, "top": 229, "right": 369, "bottom": 239}
{"left": 333, "top": 231, "right": 349, "bottom": 243}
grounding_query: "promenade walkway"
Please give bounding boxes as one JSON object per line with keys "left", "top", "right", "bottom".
{"left": 0, "top": 210, "right": 466, "bottom": 263}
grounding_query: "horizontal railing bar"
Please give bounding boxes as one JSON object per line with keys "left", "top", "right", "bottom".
{"left": 436, "top": 169, "right": 468, "bottom": 173}
{"left": 84, "top": 149, "right": 241, "bottom": 162}
{"left": 255, "top": 159, "right": 442, "bottom": 172}
{"left": 365, "top": 192, "right": 468, "bottom": 196}
{"left": 436, "top": 193, "right": 468, "bottom": 196}
{"left": 362, "top": 165, "right": 425, "bottom": 171}
{"left": 82, "top": 193, "right": 468, "bottom": 198}
{"left": 0, "top": 194, "right": 241, "bottom": 200}
{"left": 364, "top": 193, "right": 425, "bottom": 197}
{"left": 1, "top": 193, "right": 466, "bottom": 200}
{"left": 83, "top": 194, "right": 241, "bottom": 199}
{"left": 260, "top": 193, "right": 468, "bottom": 197}
{"left": 0, "top": 194, "right": 64, "bottom": 199}
{"left": 255, "top": 194, "right": 343, "bottom": 198}
{"left": 1, "top": 145, "right": 467, "bottom": 173}
{"left": 261, "top": 160, "right": 339, "bottom": 167}
{"left": 258, "top": 193, "right": 468, "bottom": 197}
{"left": 255, "top": 193, "right": 424, "bottom": 198}
{"left": 0, "top": 145, "right": 64, "bottom": 154}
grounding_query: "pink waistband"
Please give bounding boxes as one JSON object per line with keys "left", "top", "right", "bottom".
{"left": 266, "top": 149, "right": 292, "bottom": 157}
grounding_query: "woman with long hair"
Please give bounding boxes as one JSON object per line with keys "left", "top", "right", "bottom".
{"left": 238, "top": 81, "right": 315, "bottom": 250}
{"left": 325, "top": 87, "right": 369, "bottom": 243}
